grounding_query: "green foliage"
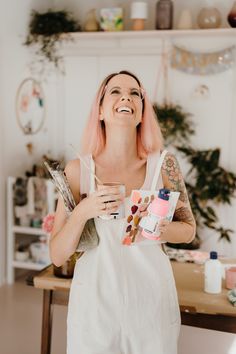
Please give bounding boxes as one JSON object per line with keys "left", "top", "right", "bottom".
{"left": 154, "top": 103, "right": 236, "bottom": 245}
{"left": 179, "top": 146, "right": 236, "bottom": 243}
{"left": 153, "top": 103, "right": 195, "bottom": 145}
{"left": 25, "top": 10, "right": 80, "bottom": 68}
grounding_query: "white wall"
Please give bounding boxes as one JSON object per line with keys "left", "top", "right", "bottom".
{"left": 0, "top": 0, "right": 54, "bottom": 284}
{"left": 0, "top": 0, "right": 236, "bottom": 352}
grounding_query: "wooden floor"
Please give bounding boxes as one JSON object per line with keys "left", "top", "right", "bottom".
{"left": 0, "top": 276, "right": 67, "bottom": 354}
{"left": 0, "top": 275, "right": 236, "bottom": 354}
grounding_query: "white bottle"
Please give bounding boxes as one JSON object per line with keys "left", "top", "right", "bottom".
{"left": 204, "top": 251, "right": 222, "bottom": 294}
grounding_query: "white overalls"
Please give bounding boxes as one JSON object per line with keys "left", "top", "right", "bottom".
{"left": 67, "top": 151, "right": 181, "bottom": 354}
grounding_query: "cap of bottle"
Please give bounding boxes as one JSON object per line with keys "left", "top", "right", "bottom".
{"left": 158, "top": 188, "right": 170, "bottom": 201}
{"left": 210, "top": 251, "right": 218, "bottom": 259}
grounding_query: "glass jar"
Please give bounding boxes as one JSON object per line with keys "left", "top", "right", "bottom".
{"left": 155, "top": 0, "right": 173, "bottom": 30}
{"left": 53, "top": 252, "right": 82, "bottom": 279}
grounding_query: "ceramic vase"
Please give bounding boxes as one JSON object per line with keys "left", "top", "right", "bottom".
{"left": 155, "top": 0, "right": 173, "bottom": 30}
{"left": 197, "top": 6, "right": 222, "bottom": 29}
{"left": 84, "top": 9, "right": 99, "bottom": 31}
{"left": 228, "top": 1, "right": 236, "bottom": 27}
{"left": 177, "top": 9, "right": 193, "bottom": 29}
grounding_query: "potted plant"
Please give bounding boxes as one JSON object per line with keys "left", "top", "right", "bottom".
{"left": 25, "top": 9, "right": 81, "bottom": 71}
{"left": 153, "top": 103, "right": 236, "bottom": 249}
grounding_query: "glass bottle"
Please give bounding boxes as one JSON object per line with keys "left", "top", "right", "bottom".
{"left": 228, "top": 1, "right": 236, "bottom": 28}
{"left": 155, "top": 0, "right": 173, "bottom": 30}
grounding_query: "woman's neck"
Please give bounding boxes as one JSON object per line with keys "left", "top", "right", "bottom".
{"left": 97, "top": 126, "right": 140, "bottom": 168}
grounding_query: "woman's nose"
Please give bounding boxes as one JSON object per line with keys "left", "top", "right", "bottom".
{"left": 121, "top": 94, "right": 131, "bottom": 101}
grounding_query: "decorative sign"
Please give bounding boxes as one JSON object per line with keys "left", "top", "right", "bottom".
{"left": 15, "top": 78, "right": 45, "bottom": 135}
{"left": 171, "top": 45, "right": 235, "bottom": 75}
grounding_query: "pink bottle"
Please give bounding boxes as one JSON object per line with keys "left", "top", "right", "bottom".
{"left": 139, "top": 188, "right": 170, "bottom": 240}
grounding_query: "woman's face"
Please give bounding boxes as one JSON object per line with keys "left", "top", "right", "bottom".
{"left": 99, "top": 74, "right": 144, "bottom": 129}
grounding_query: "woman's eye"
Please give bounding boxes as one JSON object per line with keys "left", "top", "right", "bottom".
{"left": 131, "top": 90, "right": 140, "bottom": 97}
{"left": 111, "top": 89, "right": 120, "bottom": 95}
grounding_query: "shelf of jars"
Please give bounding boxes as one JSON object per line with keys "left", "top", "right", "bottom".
{"left": 61, "top": 28, "right": 236, "bottom": 56}
{"left": 12, "top": 260, "right": 50, "bottom": 271}
{"left": 66, "top": 28, "right": 236, "bottom": 40}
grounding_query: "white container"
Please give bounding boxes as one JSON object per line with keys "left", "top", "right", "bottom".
{"left": 177, "top": 9, "right": 193, "bottom": 29}
{"left": 204, "top": 251, "right": 222, "bottom": 294}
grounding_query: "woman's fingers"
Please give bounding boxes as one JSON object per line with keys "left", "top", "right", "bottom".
{"left": 139, "top": 203, "right": 149, "bottom": 218}
{"left": 99, "top": 200, "right": 121, "bottom": 214}
{"left": 96, "top": 187, "right": 121, "bottom": 197}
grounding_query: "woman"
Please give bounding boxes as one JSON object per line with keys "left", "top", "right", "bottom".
{"left": 51, "top": 70, "right": 196, "bottom": 354}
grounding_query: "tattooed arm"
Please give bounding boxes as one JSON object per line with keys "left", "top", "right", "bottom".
{"left": 160, "top": 152, "right": 196, "bottom": 244}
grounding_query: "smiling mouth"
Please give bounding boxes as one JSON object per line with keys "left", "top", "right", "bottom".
{"left": 116, "top": 106, "right": 134, "bottom": 114}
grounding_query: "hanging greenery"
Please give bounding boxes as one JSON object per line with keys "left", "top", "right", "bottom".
{"left": 153, "top": 103, "right": 236, "bottom": 247}
{"left": 25, "top": 9, "right": 81, "bottom": 70}
{"left": 153, "top": 103, "right": 195, "bottom": 145}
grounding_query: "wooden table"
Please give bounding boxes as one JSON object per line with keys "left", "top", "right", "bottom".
{"left": 32, "top": 261, "right": 236, "bottom": 354}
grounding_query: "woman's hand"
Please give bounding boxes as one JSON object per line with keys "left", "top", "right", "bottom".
{"left": 76, "top": 186, "right": 124, "bottom": 222}
{"left": 139, "top": 204, "right": 171, "bottom": 239}
{"left": 139, "top": 204, "right": 149, "bottom": 218}
{"left": 158, "top": 219, "right": 171, "bottom": 240}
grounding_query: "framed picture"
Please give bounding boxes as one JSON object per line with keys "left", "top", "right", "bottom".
{"left": 15, "top": 78, "right": 45, "bottom": 135}
{"left": 100, "top": 7, "right": 123, "bottom": 31}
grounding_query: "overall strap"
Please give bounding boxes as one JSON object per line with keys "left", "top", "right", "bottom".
{"left": 89, "top": 155, "right": 96, "bottom": 194}
{"left": 150, "top": 149, "right": 168, "bottom": 191}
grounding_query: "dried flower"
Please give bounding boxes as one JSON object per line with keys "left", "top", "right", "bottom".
{"left": 42, "top": 213, "right": 55, "bottom": 233}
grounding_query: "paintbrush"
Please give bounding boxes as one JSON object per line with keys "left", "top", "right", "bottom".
{"left": 69, "top": 144, "right": 103, "bottom": 185}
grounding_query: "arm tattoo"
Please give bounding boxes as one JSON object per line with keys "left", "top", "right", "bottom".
{"left": 173, "top": 207, "right": 194, "bottom": 223}
{"left": 162, "top": 153, "right": 188, "bottom": 203}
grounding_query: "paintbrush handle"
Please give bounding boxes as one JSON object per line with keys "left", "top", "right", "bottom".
{"left": 70, "top": 144, "right": 103, "bottom": 185}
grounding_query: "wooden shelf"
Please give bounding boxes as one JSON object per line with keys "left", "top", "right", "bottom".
{"left": 13, "top": 225, "right": 47, "bottom": 236}
{"left": 7, "top": 176, "right": 56, "bottom": 283}
{"left": 13, "top": 260, "right": 50, "bottom": 271}
{"left": 61, "top": 28, "right": 236, "bottom": 56}
{"left": 66, "top": 28, "right": 236, "bottom": 39}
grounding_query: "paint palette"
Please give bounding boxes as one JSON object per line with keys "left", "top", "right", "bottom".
{"left": 122, "top": 189, "right": 180, "bottom": 246}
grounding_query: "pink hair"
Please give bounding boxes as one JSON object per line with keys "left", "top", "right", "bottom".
{"left": 81, "top": 71, "right": 163, "bottom": 158}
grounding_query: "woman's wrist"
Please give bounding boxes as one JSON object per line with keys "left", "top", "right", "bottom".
{"left": 74, "top": 201, "right": 89, "bottom": 225}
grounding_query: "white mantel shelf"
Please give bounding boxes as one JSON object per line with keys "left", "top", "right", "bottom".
{"left": 68, "top": 28, "right": 236, "bottom": 39}
{"left": 62, "top": 28, "right": 236, "bottom": 56}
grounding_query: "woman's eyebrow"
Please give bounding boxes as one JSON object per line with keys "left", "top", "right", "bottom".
{"left": 108, "top": 86, "right": 121, "bottom": 91}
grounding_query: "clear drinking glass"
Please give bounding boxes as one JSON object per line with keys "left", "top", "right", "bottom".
{"left": 97, "top": 182, "right": 125, "bottom": 220}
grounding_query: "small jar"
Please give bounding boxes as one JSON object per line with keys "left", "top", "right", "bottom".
{"left": 155, "top": 0, "right": 173, "bottom": 30}
{"left": 53, "top": 252, "right": 81, "bottom": 279}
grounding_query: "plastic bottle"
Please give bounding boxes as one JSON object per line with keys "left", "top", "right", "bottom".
{"left": 139, "top": 188, "right": 170, "bottom": 240}
{"left": 204, "top": 251, "right": 222, "bottom": 294}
